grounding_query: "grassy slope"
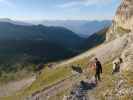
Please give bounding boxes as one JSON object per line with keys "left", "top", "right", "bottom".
{"left": 1, "top": 54, "right": 133, "bottom": 100}
{"left": 47, "top": 60, "right": 132, "bottom": 100}
{"left": 49, "top": 63, "right": 133, "bottom": 100}
{"left": 0, "top": 56, "right": 90, "bottom": 100}
{"left": 48, "top": 62, "right": 114, "bottom": 100}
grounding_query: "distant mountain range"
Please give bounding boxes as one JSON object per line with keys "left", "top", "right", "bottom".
{"left": 31, "top": 20, "right": 111, "bottom": 37}
{"left": 0, "top": 22, "right": 84, "bottom": 49}
{"left": 0, "top": 18, "right": 111, "bottom": 38}
{"left": 0, "top": 21, "right": 84, "bottom": 67}
{"left": 0, "top": 19, "right": 109, "bottom": 74}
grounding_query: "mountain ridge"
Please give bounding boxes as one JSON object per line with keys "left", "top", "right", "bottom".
{"left": 0, "top": 21, "right": 85, "bottom": 75}
{"left": 29, "top": 20, "right": 112, "bottom": 37}
{"left": 0, "top": 21, "right": 84, "bottom": 49}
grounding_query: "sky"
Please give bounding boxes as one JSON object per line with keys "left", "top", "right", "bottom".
{"left": 0, "top": 0, "right": 121, "bottom": 21}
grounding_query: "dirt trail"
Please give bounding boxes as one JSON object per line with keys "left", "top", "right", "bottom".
{"left": 27, "top": 75, "right": 98, "bottom": 100}
{"left": 27, "top": 76, "right": 75, "bottom": 100}
{"left": 0, "top": 76, "right": 36, "bottom": 97}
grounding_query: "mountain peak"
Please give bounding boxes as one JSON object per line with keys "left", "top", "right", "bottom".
{"left": 106, "top": 0, "right": 133, "bottom": 41}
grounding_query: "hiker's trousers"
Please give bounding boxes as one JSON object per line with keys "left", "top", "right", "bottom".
{"left": 95, "top": 71, "right": 101, "bottom": 81}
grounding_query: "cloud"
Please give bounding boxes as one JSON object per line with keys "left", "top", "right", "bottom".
{"left": 57, "top": 0, "right": 112, "bottom": 8}
{"left": 0, "top": 0, "right": 15, "bottom": 8}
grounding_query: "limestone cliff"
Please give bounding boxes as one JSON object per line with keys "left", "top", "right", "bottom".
{"left": 106, "top": 0, "right": 133, "bottom": 71}
{"left": 107, "top": 0, "right": 133, "bottom": 41}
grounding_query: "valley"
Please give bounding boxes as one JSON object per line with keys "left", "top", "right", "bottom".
{"left": 0, "top": 21, "right": 107, "bottom": 84}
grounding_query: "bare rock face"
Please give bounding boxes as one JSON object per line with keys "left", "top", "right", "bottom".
{"left": 121, "top": 34, "right": 133, "bottom": 71}
{"left": 105, "top": 0, "right": 133, "bottom": 71}
{"left": 107, "top": 0, "right": 133, "bottom": 41}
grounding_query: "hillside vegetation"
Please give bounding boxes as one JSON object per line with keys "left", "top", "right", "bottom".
{"left": 0, "top": 22, "right": 84, "bottom": 82}
{"left": 0, "top": 22, "right": 108, "bottom": 83}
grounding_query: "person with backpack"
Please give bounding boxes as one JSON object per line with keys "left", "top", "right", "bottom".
{"left": 112, "top": 57, "right": 123, "bottom": 74}
{"left": 94, "top": 58, "right": 102, "bottom": 82}
{"left": 112, "top": 62, "right": 118, "bottom": 74}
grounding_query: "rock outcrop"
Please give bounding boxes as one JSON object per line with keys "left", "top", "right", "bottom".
{"left": 121, "top": 33, "right": 133, "bottom": 71}
{"left": 106, "top": 0, "right": 133, "bottom": 71}
{"left": 107, "top": 0, "right": 133, "bottom": 41}
{"left": 103, "top": 73, "right": 133, "bottom": 99}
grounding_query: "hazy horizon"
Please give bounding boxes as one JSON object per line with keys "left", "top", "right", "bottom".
{"left": 0, "top": 17, "right": 114, "bottom": 22}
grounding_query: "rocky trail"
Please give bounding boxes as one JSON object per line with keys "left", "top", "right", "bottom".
{"left": 25, "top": 72, "right": 98, "bottom": 100}
{"left": 64, "top": 78, "right": 97, "bottom": 100}
{"left": 28, "top": 63, "right": 133, "bottom": 100}
{"left": 26, "top": 75, "right": 76, "bottom": 100}
{"left": 0, "top": 76, "right": 36, "bottom": 97}
{"left": 103, "top": 73, "right": 133, "bottom": 99}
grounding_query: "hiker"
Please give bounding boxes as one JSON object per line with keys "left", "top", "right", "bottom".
{"left": 112, "top": 62, "right": 118, "bottom": 74}
{"left": 112, "top": 57, "right": 123, "bottom": 74}
{"left": 94, "top": 58, "right": 102, "bottom": 82}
